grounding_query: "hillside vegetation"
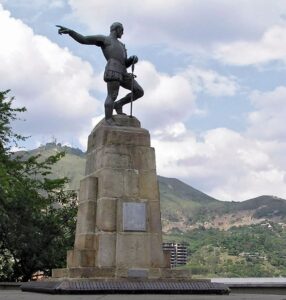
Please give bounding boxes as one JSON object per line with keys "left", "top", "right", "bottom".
{"left": 165, "top": 222, "right": 286, "bottom": 277}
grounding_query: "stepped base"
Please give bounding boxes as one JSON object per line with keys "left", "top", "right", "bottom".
{"left": 21, "top": 279, "right": 230, "bottom": 295}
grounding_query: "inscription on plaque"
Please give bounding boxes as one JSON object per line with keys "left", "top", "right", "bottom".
{"left": 123, "top": 202, "right": 146, "bottom": 231}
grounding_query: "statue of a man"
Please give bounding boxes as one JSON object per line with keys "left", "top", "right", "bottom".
{"left": 57, "top": 22, "right": 144, "bottom": 125}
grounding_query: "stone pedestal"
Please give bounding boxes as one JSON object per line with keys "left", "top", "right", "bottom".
{"left": 26, "top": 115, "right": 231, "bottom": 294}
{"left": 53, "top": 115, "right": 172, "bottom": 279}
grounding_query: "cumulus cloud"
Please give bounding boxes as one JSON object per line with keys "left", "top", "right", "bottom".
{"left": 150, "top": 83, "right": 286, "bottom": 201}
{"left": 152, "top": 127, "right": 286, "bottom": 201}
{"left": 0, "top": 4, "right": 101, "bottom": 142}
{"left": 247, "top": 86, "right": 286, "bottom": 140}
{"left": 0, "top": 0, "right": 65, "bottom": 9}
{"left": 215, "top": 26, "right": 286, "bottom": 66}
{"left": 180, "top": 66, "right": 238, "bottom": 97}
{"left": 67, "top": 0, "right": 286, "bottom": 52}
{"left": 133, "top": 61, "right": 197, "bottom": 130}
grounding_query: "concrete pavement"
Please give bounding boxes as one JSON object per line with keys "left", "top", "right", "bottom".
{"left": 1, "top": 291, "right": 286, "bottom": 300}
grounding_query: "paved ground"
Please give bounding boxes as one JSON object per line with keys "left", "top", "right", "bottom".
{"left": 1, "top": 291, "right": 286, "bottom": 300}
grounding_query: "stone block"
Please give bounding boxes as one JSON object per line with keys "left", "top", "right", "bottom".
{"left": 97, "top": 169, "right": 124, "bottom": 198}
{"left": 87, "top": 116, "right": 142, "bottom": 151}
{"left": 80, "top": 250, "right": 96, "bottom": 268}
{"left": 115, "top": 268, "right": 128, "bottom": 278}
{"left": 67, "top": 249, "right": 96, "bottom": 268}
{"left": 96, "top": 198, "right": 117, "bottom": 231}
{"left": 87, "top": 144, "right": 156, "bottom": 172}
{"left": 116, "top": 233, "right": 151, "bottom": 269}
{"left": 75, "top": 200, "right": 96, "bottom": 235}
{"left": 161, "top": 268, "right": 192, "bottom": 279}
{"left": 103, "top": 128, "right": 150, "bottom": 148}
{"left": 96, "top": 168, "right": 139, "bottom": 198}
{"left": 127, "top": 268, "right": 149, "bottom": 278}
{"left": 79, "top": 176, "right": 97, "bottom": 202}
{"left": 87, "top": 121, "right": 150, "bottom": 151}
{"left": 85, "top": 150, "right": 98, "bottom": 175}
{"left": 95, "top": 144, "right": 155, "bottom": 171}
{"left": 149, "top": 234, "right": 165, "bottom": 268}
{"left": 74, "top": 233, "right": 95, "bottom": 249}
{"left": 148, "top": 201, "right": 163, "bottom": 233}
{"left": 101, "top": 149, "right": 130, "bottom": 169}
{"left": 52, "top": 268, "right": 68, "bottom": 278}
{"left": 148, "top": 268, "right": 162, "bottom": 279}
{"left": 66, "top": 250, "right": 74, "bottom": 267}
{"left": 95, "top": 233, "right": 116, "bottom": 267}
{"left": 139, "top": 171, "right": 159, "bottom": 200}
{"left": 123, "top": 169, "right": 139, "bottom": 197}
{"left": 131, "top": 146, "right": 156, "bottom": 171}
{"left": 68, "top": 267, "right": 115, "bottom": 278}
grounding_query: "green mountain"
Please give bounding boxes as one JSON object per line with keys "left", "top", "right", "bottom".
{"left": 18, "top": 142, "right": 286, "bottom": 232}
{"left": 16, "top": 142, "right": 86, "bottom": 191}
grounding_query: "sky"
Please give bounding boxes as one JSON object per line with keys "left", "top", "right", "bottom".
{"left": 1, "top": 0, "right": 286, "bottom": 201}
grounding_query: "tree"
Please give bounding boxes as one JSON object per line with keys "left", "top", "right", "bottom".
{"left": 0, "top": 90, "right": 77, "bottom": 281}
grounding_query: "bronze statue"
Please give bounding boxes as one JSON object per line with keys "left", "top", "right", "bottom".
{"left": 57, "top": 22, "right": 144, "bottom": 125}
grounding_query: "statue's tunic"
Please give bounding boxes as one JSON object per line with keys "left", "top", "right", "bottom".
{"left": 102, "top": 37, "right": 128, "bottom": 83}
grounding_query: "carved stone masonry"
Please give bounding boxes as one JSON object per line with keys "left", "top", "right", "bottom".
{"left": 52, "top": 115, "right": 183, "bottom": 279}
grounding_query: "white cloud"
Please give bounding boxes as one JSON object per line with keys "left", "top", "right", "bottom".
{"left": 180, "top": 66, "right": 238, "bottom": 97}
{"left": 0, "top": 0, "right": 65, "bottom": 9}
{"left": 152, "top": 127, "right": 286, "bottom": 201}
{"left": 134, "top": 61, "right": 196, "bottom": 130}
{"left": 0, "top": 4, "right": 101, "bottom": 141}
{"left": 67, "top": 0, "right": 286, "bottom": 53}
{"left": 247, "top": 86, "right": 286, "bottom": 140}
{"left": 215, "top": 26, "right": 286, "bottom": 66}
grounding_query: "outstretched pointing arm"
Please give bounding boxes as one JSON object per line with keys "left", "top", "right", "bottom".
{"left": 56, "top": 25, "right": 106, "bottom": 46}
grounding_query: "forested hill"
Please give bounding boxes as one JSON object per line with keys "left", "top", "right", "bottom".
{"left": 18, "top": 142, "right": 286, "bottom": 231}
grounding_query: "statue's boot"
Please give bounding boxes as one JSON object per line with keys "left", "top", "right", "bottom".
{"left": 114, "top": 101, "right": 126, "bottom": 115}
{"left": 105, "top": 100, "right": 117, "bottom": 125}
{"left": 114, "top": 94, "right": 132, "bottom": 115}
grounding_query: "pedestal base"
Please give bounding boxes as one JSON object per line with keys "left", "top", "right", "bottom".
{"left": 21, "top": 279, "right": 230, "bottom": 295}
{"left": 52, "top": 267, "right": 192, "bottom": 280}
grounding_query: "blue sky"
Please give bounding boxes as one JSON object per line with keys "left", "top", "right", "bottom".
{"left": 1, "top": 0, "right": 286, "bottom": 201}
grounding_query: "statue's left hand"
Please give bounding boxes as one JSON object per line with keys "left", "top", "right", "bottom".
{"left": 130, "top": 55, "right": 138, "bottom": 64}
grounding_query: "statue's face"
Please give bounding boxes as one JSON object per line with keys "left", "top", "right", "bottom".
{"left": 116, "top": 26, "right": 124, "bottom": 38}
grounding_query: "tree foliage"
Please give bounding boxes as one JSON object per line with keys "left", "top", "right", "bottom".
{"left": 0, "top": 90, "right": 77, "bottom": 281}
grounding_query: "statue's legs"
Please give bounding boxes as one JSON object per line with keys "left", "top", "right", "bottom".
{"left": 105, "top": 81, "right": 120, "bottom": 123}
{"left": 114, "top": 74, "right": 144, "bottom": 114}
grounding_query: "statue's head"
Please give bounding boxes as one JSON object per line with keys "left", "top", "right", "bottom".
{"left": 110, "top": 22, "right": 124, "bottom": 38}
